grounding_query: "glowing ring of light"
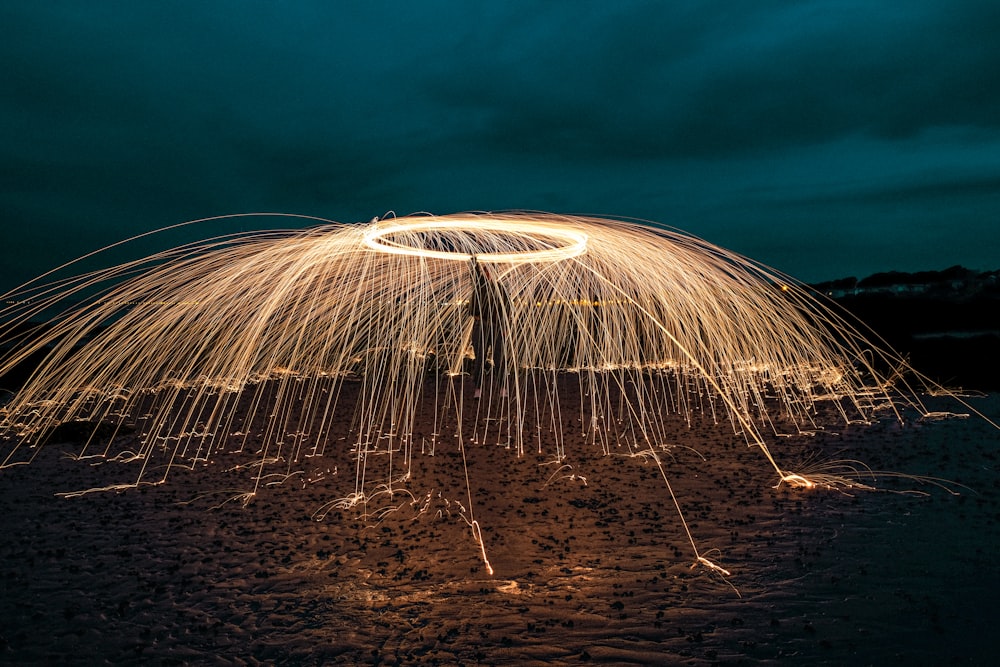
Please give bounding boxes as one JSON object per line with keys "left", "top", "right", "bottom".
{"left": 363, "top": 218, "right": 588, "bottom": 263}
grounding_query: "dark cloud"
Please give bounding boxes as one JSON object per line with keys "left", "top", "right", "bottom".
{"left": 1, "top": 1, "right": 999, "bottom": 292}
{"left": 425, "top": 1, "right": 1000, "bottom": 159}
{"left": 791, "top": 174, "right": 1000, "bottom": 206}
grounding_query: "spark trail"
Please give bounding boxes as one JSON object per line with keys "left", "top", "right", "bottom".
{"left": 0, "top": 212, "right": 956, "bottom": 574}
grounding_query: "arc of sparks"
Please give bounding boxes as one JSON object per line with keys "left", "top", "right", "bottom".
{"left": 0, "top": 211, "right": 970, "bottom": 576}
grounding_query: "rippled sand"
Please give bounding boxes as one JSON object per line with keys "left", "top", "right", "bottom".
{"left": 1, "top": 388, "right": 997, "bottom": 665}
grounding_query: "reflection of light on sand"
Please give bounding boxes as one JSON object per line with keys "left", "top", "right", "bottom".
{"left": 495, "top": 580, "right": 524, "bottom": 595}
{"left": 0, "top": 211, "right": 989, "bottom": 579}
{"left": 327, "top": 578, "right": 533, "bottom": 604}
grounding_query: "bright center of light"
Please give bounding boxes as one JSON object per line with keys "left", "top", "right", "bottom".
{"left": 363, "top": 217, "right": 589, "bottom": 263}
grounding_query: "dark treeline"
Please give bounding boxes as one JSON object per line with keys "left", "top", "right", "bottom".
{"left": 813, "top": 265, "right": 1000, "bottom": 293}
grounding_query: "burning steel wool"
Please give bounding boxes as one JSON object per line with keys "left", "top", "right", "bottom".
{"left": 0, "top": 212, "right": 975, "bottom": 576}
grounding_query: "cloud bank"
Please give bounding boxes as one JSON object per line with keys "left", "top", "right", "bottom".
{"left": 2, "top": 1, "right": 999, "bottom": 290}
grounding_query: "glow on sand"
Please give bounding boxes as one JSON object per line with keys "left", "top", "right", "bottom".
{"left": 0, "top": 212, "right": 961, "bottom": 577}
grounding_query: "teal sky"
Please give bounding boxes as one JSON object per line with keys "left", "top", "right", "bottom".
{"left": 2, "top": 1, "right": 999, "bottom": 293}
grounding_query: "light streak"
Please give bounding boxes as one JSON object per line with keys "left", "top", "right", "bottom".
{"left": 363, "top": 216, "right": 589, "bottom": 264}
{"left": 0, "top": 211, "right": 974, "bottom": 576}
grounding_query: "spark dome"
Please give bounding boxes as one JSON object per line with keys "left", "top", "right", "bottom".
{"left": 0, "top": 212, "right": 951, "bottom": 575}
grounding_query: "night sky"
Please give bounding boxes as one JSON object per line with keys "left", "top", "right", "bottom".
{"left": 3, "top": 1, "right": 999, "bottom": 294}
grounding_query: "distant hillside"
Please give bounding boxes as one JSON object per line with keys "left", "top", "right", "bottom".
{"left": 812, "top": 266, "right": 1000, "bottom": 390}
{"left": 814, "top": 265, "right": 1000, "bottom": 297}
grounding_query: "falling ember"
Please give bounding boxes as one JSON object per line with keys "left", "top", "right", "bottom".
{"left": 0, "top": 212, "right": 975, "bottom": 576}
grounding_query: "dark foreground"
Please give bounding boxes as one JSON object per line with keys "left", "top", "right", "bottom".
{"left": 1, "top": 393, "right": 998, "bottom": 665}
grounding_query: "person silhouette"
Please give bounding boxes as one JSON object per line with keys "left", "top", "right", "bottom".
{"left": 468, "top": 256, "right": 509, "bottom": 399}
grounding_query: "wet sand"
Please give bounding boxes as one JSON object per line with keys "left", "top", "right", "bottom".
{"left": 1, "top": 386, "right": 998, "bottom": 665}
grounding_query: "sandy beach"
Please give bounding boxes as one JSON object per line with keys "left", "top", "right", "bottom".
{"left": 1, "top": 381, "right": 998, "bottom": 665}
